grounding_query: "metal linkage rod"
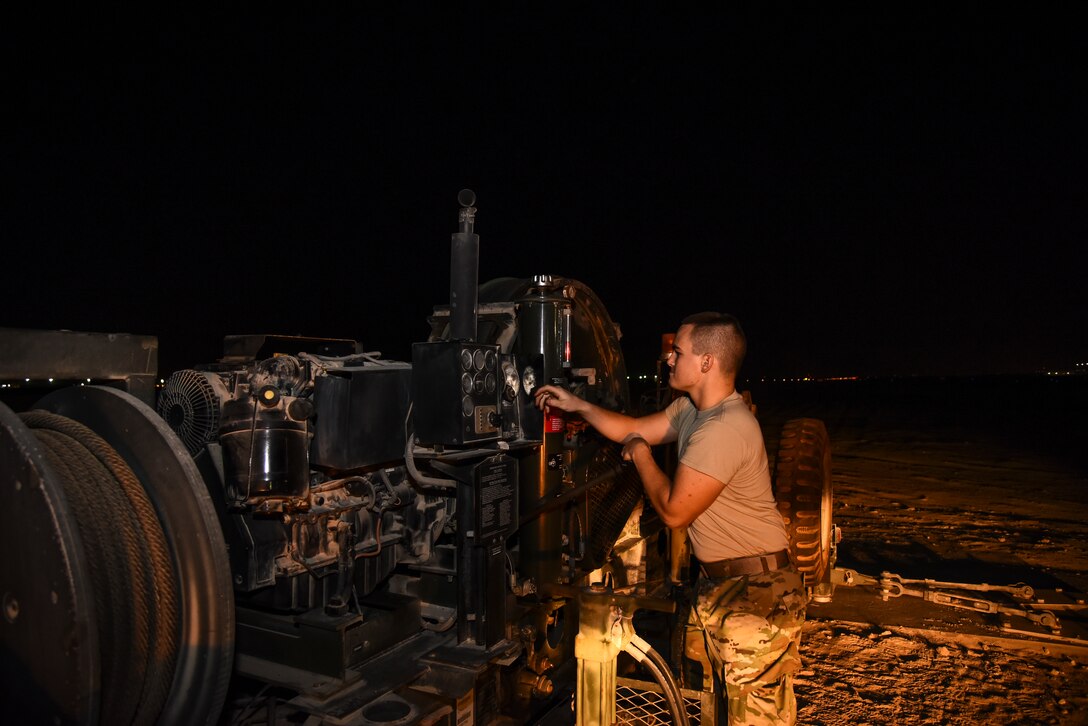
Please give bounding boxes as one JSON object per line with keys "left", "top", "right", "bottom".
{"left": 880, "top": 572, "right": 1060, "bottom": 631}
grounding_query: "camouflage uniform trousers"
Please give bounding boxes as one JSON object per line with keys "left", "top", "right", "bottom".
{"left": 688, "top": 565, "right": 808, "bottom": 725}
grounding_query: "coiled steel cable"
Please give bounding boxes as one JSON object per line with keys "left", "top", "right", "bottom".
{"left": 21, "top": 411, "right": 179, "bottom": 726}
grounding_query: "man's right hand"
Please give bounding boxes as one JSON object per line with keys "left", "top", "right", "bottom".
{"left": 534, "top": 384, "right": 584, "bottom": 414}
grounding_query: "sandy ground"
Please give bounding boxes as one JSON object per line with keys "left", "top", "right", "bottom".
{"left": 753, "top": 377, "right": 1088, "bottom": 725}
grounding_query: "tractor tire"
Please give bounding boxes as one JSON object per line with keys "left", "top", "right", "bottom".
{"left": 774, "top": 418, "right": 834, "bottom": 596}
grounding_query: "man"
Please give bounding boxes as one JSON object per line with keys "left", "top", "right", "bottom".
{"left": 534, "top": 312, "right": 806, "bottom": 726}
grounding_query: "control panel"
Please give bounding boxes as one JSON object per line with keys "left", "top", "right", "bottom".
{"left": 412, "top": 340, "right": 503, "bottom": 446}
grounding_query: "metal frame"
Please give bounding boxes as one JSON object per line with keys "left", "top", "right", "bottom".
{"left": 0, "top": 327, "right": 159, "bottom": 406}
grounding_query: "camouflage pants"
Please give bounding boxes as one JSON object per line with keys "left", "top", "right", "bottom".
{"left": 688, "top": 566, "right": 807, "bottom": 726}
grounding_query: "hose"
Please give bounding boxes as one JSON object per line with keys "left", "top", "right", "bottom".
{"left": 623, "top": 633, "right": 688, "bottom": 726}
{"left": 404, "top": 432, "right": 458, "bottom": 490}
{"left": 401, "top": 401, "right": 458, "bottom": 490}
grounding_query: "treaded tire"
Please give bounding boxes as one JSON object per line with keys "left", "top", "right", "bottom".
{"left": 774, "top": 418, "right": 833, "bottom": 589}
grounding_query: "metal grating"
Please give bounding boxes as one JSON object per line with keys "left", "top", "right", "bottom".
{"left": 615, "top": 677, "right": 716, "bottom": 725}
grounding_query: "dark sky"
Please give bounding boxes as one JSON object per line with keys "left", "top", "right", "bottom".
{"left": 4, "top": 8, "right": 1085, "bottom": 380}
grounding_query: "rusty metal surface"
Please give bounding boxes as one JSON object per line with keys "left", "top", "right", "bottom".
{"left": 0, "top": 327, "right": 158, "bottom": 405}
{"left": 0, "top": 400, "right": 99, "bottom": 725}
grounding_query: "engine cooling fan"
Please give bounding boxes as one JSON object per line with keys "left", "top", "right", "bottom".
{"left": 157, "top": 370, "right": 227, "bottom": 456}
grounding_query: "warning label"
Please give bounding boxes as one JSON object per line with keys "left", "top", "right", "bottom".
{"left": 544, "top": 411, "right": 565, "bottom": 433}
{"left": 475, "top": 457, "right": 517, "bottom": 540}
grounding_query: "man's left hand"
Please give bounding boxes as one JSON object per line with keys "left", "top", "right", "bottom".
{"left": 621, "top": 433, "right": 650, "bottom": 461}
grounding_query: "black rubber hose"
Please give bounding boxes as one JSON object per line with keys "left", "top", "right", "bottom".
{"left": 404, "top": 433, "right": 458, "bottom": 490}
{"left": 625, "top": 635, "right": 688, "bottom": 726}
{"left": 646, "top": 644, "right": 687, "bottom": 721}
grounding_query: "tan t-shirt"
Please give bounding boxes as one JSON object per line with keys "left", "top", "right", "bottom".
{"left": 665, "top": 391, "right": 788, "bottom": 561}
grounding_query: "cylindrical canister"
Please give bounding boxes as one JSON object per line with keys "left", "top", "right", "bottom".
{"left": 220, "top": 402, "right": 309, "bottom": 501}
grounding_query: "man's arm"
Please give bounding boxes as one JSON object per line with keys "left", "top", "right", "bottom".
{"left": 533, "top": 384, "right": 676, "bottom": 445}
{"left": 621, "top": 437, "right": 724, "bottom": 528}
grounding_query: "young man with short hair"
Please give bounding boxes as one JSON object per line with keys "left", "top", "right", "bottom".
{"left": 535, "top": 312, "right": 806, "bottom": 725}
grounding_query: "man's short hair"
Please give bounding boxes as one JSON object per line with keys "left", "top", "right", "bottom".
{"left": 680, "top": 312, "right": 747, "bottom": 374}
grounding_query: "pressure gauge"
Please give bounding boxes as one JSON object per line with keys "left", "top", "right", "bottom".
{"left": 521, "top": 366, "right": 537, "bottom": 395}
{"left": 502, "top": 360, "right": 520, "bottom": 400}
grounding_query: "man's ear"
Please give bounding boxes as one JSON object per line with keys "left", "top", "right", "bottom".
{"left": 700, "top": 355, "right": 711, "bottom": 373}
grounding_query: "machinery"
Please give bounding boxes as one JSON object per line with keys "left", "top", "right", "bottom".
{"left": 1, "top": 190, "right": 721, "bottom": 725}
{"left": 11, "top": 188, "right": 1078, "bottom": 725}
{"left": 1, "top": 188, "right": 851, "bottom": 725}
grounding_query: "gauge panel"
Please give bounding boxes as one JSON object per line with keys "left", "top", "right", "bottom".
{"left": 411, "top": 340, "right": 503, "bottom": 445}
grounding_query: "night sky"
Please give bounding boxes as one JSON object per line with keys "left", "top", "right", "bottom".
{"left": 4, "top": 8, "right": 1085, "bottom": 381}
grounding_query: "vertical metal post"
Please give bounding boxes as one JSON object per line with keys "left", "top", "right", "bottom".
{"left": 450, "top": 190, "right": 479, "bottom": 342}
{"left": 515, "top": 285, "right": 568, "bottom": 589}
{"left": 575, "top": 587, "right": 630, "bottom": 726}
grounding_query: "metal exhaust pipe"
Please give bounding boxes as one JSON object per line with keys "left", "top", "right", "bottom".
{"left": 449, "top": 189, "right": 479, "bottom": 342}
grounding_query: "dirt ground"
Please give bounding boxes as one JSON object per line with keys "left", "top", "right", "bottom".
{"left": 752, "top": 376, "right": 1088, "bottom": 725}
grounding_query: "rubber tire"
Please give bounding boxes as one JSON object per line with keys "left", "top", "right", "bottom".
{"left": 774, "top": 418, "right": 833, "bottom": 589}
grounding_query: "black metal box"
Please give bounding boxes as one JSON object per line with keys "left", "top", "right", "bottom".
{"left": 310, "top": 364, "right": 412, "bottom": 470}
{"left": 412, "top": 341, "right": 501, "bottom": 446}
